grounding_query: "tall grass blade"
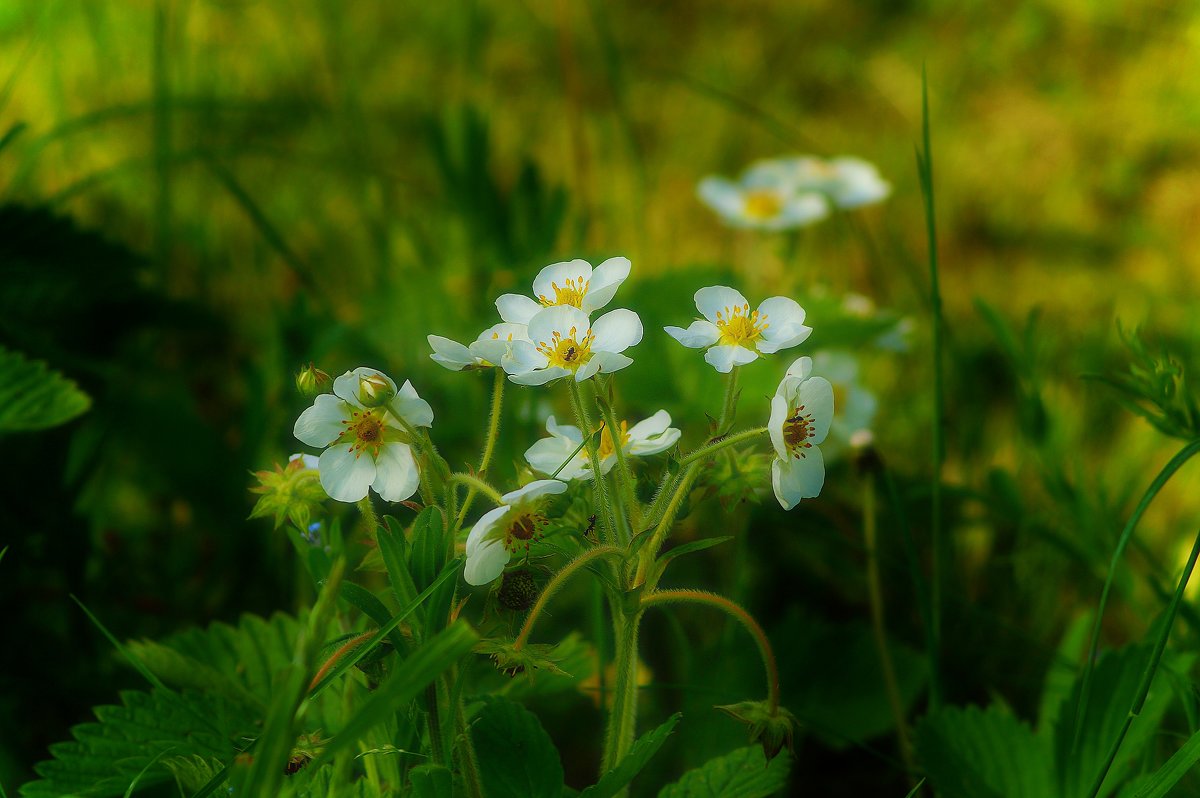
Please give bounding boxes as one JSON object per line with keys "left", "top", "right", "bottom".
{"left": 70, "top": 594, "right": 169, "bottom": 692}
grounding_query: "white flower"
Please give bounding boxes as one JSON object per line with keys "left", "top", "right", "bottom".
{"left": 768, "top": 357, "right": 834, "bottom": 510}
{"left": 505, "top": 305, "right": 642, "bottom": 385}
{"left": 807, "top": 351, "right": 876, "bottom": 452}
{"left": 495, "top": 257, "right": 632, "bottom": 325}
{"left": 524, "top": 410, "right": 682, "bottom": 480}
{"left": 698, "top": 167, "right": 829, "bottom": 230}
{"left": 665, "top": 286, "right": 812, "bottom": 373}
{"left": 288, "top": 453, "right": 320, "bottom": 471}
{"left": 292, "top": 367, "right": 433, "bottom": 503}
{"left": 464, "top": 479, "right": 568, "bottom": 586}
{"left": 428, "top": 323, "right": 531, "bottom": 372}
{"left": 745, "top": 155, "right": 890, "bottom": 209}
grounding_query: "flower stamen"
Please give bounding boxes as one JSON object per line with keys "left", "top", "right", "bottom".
{"left": 538, "top": 326, "right": 595, "bottom": 371}
{"left": 538, "top": 275, "right": 590, "bottom": 308}
{"left": 715, "top": 303, "right": 769, "bottom": 347}
{"left": 783, "top": 404, "right": 815, "bottom": 459}
{"left": 340, "top": 409, "right": 387, "bottom": 459}
{"left": 743, "top": 190, "right": 784, "bottom": 220}
{"left": 504, "top": 511, "right": 548, "bottom": 553}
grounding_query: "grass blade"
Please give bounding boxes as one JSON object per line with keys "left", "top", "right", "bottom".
{"left": 122, "top": 746, "right": 175, "bottom": 798}
{"left": 70, "top": 594, "right": 169, "bottom": 692}
{"left": 1130, "top": 725, "right": 1200, "bottom": 797}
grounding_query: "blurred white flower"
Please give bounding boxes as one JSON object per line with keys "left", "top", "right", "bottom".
{"left": 292, "top": 368, "right": 433, "bottom": 503}
{"left": 745, "top": 155, "right": 890, "bottom": 209}
{"left": 524, "top": 410, "right": 681, "bottom": 480}
{"left": 505, "top": 305, "right": 642, "bottom": 385}
{"left": 496, "top": 257, "right": 632, "bottom": 325}
{"left": 806, "top": 352, "right": 877, "bottom": 451}
{"left": 464, "top": 479, "right": 568, "bottom": 586}
{"left": 665, "top": 286, "right": 811, "bottom": 373}
{"left": 288, "top": 452, "right": 320, "bottom": 471}
{"left": 769, "top": 357, "right": 834, "bottom": 510}
{"left": 698, "top": 167, "right": 829, "bottom": 230}
{"left": 428, "top": 322, "right": 531, "bottom": 372}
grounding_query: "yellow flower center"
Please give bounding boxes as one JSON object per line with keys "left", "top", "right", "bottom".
{"left": 715, "top": 303, "right": 769, "bottom": 347}
{"left": 538, "top": 326, "right": 594, "bottom": 371}
{"left": 782, "top": 404, "right": 815, "bottom": 458}
{"left": 504, "top": 510, "right": 548, "bottom": 552}
{"left": 743, "top": 190, "right": 784, "bottom": 221}
{"left": 538, "top": 276, "right": 590, "bottom": 308}
{"left": 595, "top": 419, "right": 630, "bottom": 461}
{"left": 340, "top": 409, "right": 388, "bottom": 459}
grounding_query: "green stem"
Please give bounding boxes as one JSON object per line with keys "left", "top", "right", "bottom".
{"left": 863, "top": 473, "right": 913, "bottom": 772}
{"left": 455, "top": 695, "right": 485, "bottom": 798}
{"left": 357, "top": 497, "right": 378, "bottom": 537}
{"left": 643, "top": 589, "right": 779, "bottom": 711}
{"left": 635, "top": 463, "right": 700, "bottom": 587}
{"left": 600, "top": 610, "right": 643, "bottom": 775}
{"left": 568, "top": 379, "right": 619, "bottom": 545}
{"left": 425, "top": 683, "right": 446, "bottom": 766}
{"left": 593, "top": 379, "right": 641, "bottom": 532}
{"left": 456, "top": 368, "right": 506, "bottom": 531}
{"left": 1084, "top": 526, "right": 1200, "bottom": 798}
{"left": 719, "top": 366, "right": 742, "bottom": 431}
{"left": 678, "top": 427, "right": 769, "bottom": 467}
{"left": 1072, "top": 438, "right": 1200, "bottom": 748}
{"left": 514, "top": 546, "right": 625, "bottom": 650}
{"left": 448, "top": 472, "right": 506, "bottom": 507}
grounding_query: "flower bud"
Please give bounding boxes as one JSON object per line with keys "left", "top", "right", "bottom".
{"left": 716, "top": 700, "right": 797, "bottom": 762}
{"left": 295, "top": 364, "right": 332, "bottom": 399}
{"left": 356, "top": 372, "right": 396, "bottom": 408}
{"left": 249, "top": 459, "right": 328, "bottom": 530}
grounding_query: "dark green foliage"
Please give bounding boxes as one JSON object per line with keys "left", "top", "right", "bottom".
{"left": 471, "top": 696, "right": 565, "bottom": 798}
{"left": 656, "top": 746, "right": 791, "bottom": 798}
{"left": 0, "top": 347, "right": 91, "bottom": 432}
{"left": 579, "top": 713, "right": 681, "bottom": 798}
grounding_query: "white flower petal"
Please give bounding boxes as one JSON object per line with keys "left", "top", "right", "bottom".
{"left": 428, "top": 335, "right": 476, "bottom": 371}
{"left": 585, "top": 352, "right": 633, "bottom": 378}
{"left": 333, "top": 367, "right": 397, "bottom": 407}
{"left": 582, "top": 256, "right": 632, "bottom": 313}
{"left": 546, "top": 415, "right": 583, "bottom": 442}
{"left": 664, "top": 320, "right": 721, "bottom": 349}
{"left": 697, "top": 177, "right": 745, "bottom": 218}
{"left": 796, "top": 376, "right": 835, "bottom": 445}
{"left": 294, "top": 394, "right": 352, "bottom": 448}
{"left": 766, "top": 192, "right": 829, "bottom": 229}
{"left": 392, "top": 380, "right": 434, "bottom": 428}
{"left": 318, "top": 443, "right": 377, "bottom": 503}
{"left": 528, "top": 305, "right": 590, "bottom": 347}
{"left": 772, "top": 448, "right": 825, "bottom": 510}
{"left": 756, "top": 326, "right": 812, "bottom": 355}
{"left": 501, "top": 478, "right": 568, "bottom": 506}
{"left": 501, "top": 340, "right": 549, "bottom": 377}
{"left": 464, "top": 537, "right": 510, "bottom": 586}
{"left": 783, "top": 356, "right": 813, "bottom": 381}
{"left": 695, "top": 286, "right": 751, "bottom": 324}
{"left": 525, "top": 436, "right": 589, "bottom": 480}
{"left": 829, "top": 158, "right": 890, "bottom": 208}
{"left": 768, "top": 393, "right": 790, "bottom": 460}
{"left": 470, "top": 323, "right": 530, "bottom": 367}
{"left": 756, "top": 297, "right": 806, "bottom": 342}
{"left": 496, "top": 293, "right": 543, "bottom": 325}
{"left": 371, "top": 443, "right": 420, "bottom": 502}
{"left": 626, "top": 410, "right": 681, "bottom": 455}
{"left": 591, "top": 309, "right": 642, "bottom": 353}
{"left": 704, "top": 344, "right": 758, "bottom": 373}
{"left": 533, "top": 259, "right": 593, "bottom": 306}
{"left": 467, "top": 505, "right": 511, "bottom": 556}
{"left": 509, "top": 365, "right": 571, "bottom": 386}
{"left": 289, "top": 452, "right": 321, "bottom": 470}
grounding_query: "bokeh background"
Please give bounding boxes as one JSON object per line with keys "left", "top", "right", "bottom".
{"left": 3, "top": 1, "right": 1200, "bottom": 794}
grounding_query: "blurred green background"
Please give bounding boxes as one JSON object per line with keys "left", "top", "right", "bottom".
{"left": 3, "top": 1, "right": 1200, "bottom": 794}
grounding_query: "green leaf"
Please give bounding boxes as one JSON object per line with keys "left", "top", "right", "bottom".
{"left": 0, "top": 346, "right": 90, "bottom": 432}
{"left": 308, "top": 621, "right": 478, "bottom": 769}
{"left": 411, "top": 507, "right": 447, "bottom": 591}
{"left": 472, "top": 696, "right": 565, "bottom": 798}
{"left": 914, "top": 704, "right": 1054, "bottom": 798}
{"left": 380, "top": 515, "right": 420, "bottom": 610}
{"left": 410, "top": 764, "right": 455, "bottom": 798}
{"left": 1038, "top": 612, "right": 1094, "bottom": 736}
{"left": 340, "top": 581, "right": 411, "bottom": 653}
{"left": 161, "top": 756, "right": 223, "bottom": 794}
{"left": 579, "top": 713, "right": 680, "bottom": 798}
{"left": 1126, "top": 725, "right": 1200, "bottom": 797}
{"left": 652, "top": 537, "right": 732, "bottom": 582}
{"left": 656, "top": 746, "right": 790, "bottom": 798}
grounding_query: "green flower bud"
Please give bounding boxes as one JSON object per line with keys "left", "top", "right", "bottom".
{"left": 475, "top": 639, "right": 569, "bottom": 680}
{"left": 716, "top": 700, "right": 797, "bottom": 762}
{"left": 249, "top": 456, "right": 328, "bottom": 530}
{"left": 296, "top": 363, "right": 332, "bottom": 399}
{"left": 357, "top": 372, "right": 396, "bottom": 408}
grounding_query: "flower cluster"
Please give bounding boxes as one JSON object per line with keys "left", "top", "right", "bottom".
{"left": 699, "top": 154, "right": 890, "bottom": 230}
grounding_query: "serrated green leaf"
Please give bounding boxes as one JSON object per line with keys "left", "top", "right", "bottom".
{"left": 472, "top": 696, "right": 564, "bottom": 798}
{"left": 0, "top": 346, "right": 90, "bottom": 432}
{"left": 657, "top": 746, "right": 790, "bottom": 798}
{"left": 579, "top": 712, "right": 680, "bottom": 798}
{"left": 161, "top": 755, "right": 223, "bottom": 794}
{"left": 914, "top": 704, "right": 1054, "bottom": 798}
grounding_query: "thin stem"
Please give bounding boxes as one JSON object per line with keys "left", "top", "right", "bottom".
{"left": 719, "top": 366, "right": 742, "bottom": 431}
{"left": 863, "top": 474, "right": 914, "bottom": 772}
{"left": 643, "top": 589, "right": 779, "bottom": 711}
{"left": 600, "top": 610, "right": 642, "bottom": 776}
{"left": 593, "top": 379, "right": 641, "bottom": 532}
{"left": 455, "top": 694, "right": 485, "bottom": 798}
{"left": 448, "top": 472, "right": 506, "bottom": 507}
{"left": 425, "top": 684, "right": 446, "bottom": 766}
{"left": 635, "top": 463, "right": 700, "bottom": 586}
{"left": 514, "top": 546, "right": 624, "bottom": 650}
{"left": 679, "top": 427, "right": 769, "bottom": 467}
{"left": 1072, "top": 438, "right": 1200, "bottom": 748}
{"left": 456, "top": 368, "right": 506, "bottom": 530}
{"left": 357, "top": 497, "right": 379, "bottom": 537}
{"left": 1084, "top": 527, "right": 1200, "bottom": 798}
{"left": 568, "top": 379, "right": 619, "bottom": 545}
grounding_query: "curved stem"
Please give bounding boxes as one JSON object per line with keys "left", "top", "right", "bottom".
{"left": 568, "top": 379, "right": 619, "bottom": 545}
{"left": 307, "top": 631, "right": 375, "bottom": 692}
{"left": 1072, "top": 439, "right": 1200, "bottom": 748}
{"left": 448, "top": 472, "right": 506, "bottom": 507}
{"left": 643, "top": 588, "right": 779, "bottom": 711}
{"left": 1084, "top": 526, "right": 1200, "bottom": 798}
{"left": 514, "top": 546, "right": 624, "bottom": 650}
{"left": 593, "top": 379, "right": 641, "bottom": 532}
{"left": 863, "top": 473, "right": 913, "bottom": 771}
{"left": 456, "top": 369, "right": 506, "bottom": 531}
{"left": 679, "top": 427, "right": 769, "bottom": 467}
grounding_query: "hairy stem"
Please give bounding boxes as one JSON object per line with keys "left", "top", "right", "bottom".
{"left": 600, "top": 610, "right": 642, "bottom": 777}
{"left": 455, "top": 694, "right": 485, "bottom": 798}
{"left": 593, "top": 379, "right": 641, "bottom": 532}
{"left": 356, "top": 497, "right": 379, "bottom": 538}
{"left": 456, "top": 368, "right": 506, "bottom": 530}
{"left": 514, "top": 546, "right": 625, "bottom": 650}
{"left": 568, "top": 379, "right": 619, "bottom": 545}
{"left": 448, "top": 472, "right": 506, "bottom": 507}
{"left": 679, "top": 427, "right": 769, "bottom": 467}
